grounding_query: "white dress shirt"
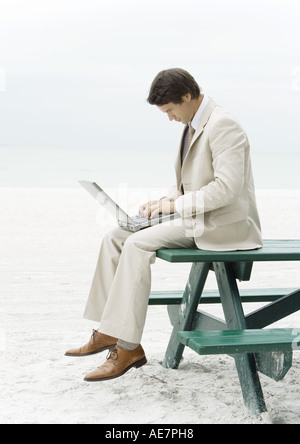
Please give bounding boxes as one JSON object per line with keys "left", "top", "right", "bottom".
{"left": 190, "top": 94, "right": 210, "bottom": 131}
{"left": 181, "top": 94, "right": 210, "bottom": 163}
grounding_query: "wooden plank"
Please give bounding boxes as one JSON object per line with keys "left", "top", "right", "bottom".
{"left": 191, "top": 309, "right": 226, "bottom": 331}
{"left": 256, "top": 351, "right": 293, "bottom": 382}
{"left": 178, "top": 329, "right": 300, "bottom": 355}
{"left": 148, "top": 288, "right": 298, "bottom": 305}
{"left": 246, "top": 289, "right": 300, "bottom": 329}
{"left": 232, "top": 261, "right": 253, "bottom": 281}
{"left": 157, "top": 239, "right": 300, "bottom": 263}
{"left": 149, "top": 290, "right": 184, "bottom": 305}
{"left": 162, "top": 262, "right": 210, "bottom": 369}
{"left": 213, "top": 262, "right": 267, "bottom": 416}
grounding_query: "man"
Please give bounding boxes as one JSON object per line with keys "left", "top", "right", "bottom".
{"left": 65, "top": 68, "right": 262, "bottom": 381}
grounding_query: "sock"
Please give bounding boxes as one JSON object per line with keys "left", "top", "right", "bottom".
{"left": 117, "top": 339, "right": 139, "bottom": 351}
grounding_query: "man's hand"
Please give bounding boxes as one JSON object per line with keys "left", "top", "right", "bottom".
{"left": 139, "top": 198, "right": 175, "bottom": 219}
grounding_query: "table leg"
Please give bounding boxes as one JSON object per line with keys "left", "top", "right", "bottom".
{"left": 213, "top": 262, "right": 267, "bottom": 416}
{"left": 162, "top": 262, "right": 210, "bottom": 369}
{"left": 245, "top": 289, "right": 300, "bottom": 381}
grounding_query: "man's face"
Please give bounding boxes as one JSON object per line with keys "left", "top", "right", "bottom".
{"left": 157, "top": 94, "right": 194, "bottom": 125}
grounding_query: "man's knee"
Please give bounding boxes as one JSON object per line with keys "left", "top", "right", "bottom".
{"left": 123, "top": 229, "right": 156, "bottom": 254}
{"left": 102, "top": 227, "right": 132, "bottom": 250}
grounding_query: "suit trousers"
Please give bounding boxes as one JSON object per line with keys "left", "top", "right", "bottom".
{"left": 83, "top": 222, "right": 196, "bottom": 344}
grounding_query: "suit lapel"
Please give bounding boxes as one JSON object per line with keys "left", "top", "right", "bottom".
{"left": 174, "top": 127, "right": 186, "bottom": 190}
{"left": 174, "top": 98, "right": 217, "bottom": 191}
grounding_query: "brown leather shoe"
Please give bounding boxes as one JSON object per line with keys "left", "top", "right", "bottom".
{"left": 84, "top": 345, "right": 147, "bottom": 381}
{"left": 65, "top": 330, "right": 117, "bottom": 357}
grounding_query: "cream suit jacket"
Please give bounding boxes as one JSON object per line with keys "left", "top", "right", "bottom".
{"left": 166, "top": 98, "right": 263, "bottom": 251}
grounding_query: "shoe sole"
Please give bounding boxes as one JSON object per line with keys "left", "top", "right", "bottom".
{"left": 65, "top": 344, "right": 117, "bottom": 357}
{"left": 84, "top": 356, "right": 147, "bottom": 382}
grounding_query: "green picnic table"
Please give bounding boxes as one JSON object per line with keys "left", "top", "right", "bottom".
{"left": 151, "top": 239, "right": 300, "bottom": 416}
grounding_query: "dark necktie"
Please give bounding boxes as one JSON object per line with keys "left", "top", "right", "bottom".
{"left": 180, "top": 124, "right": 195, "bottom": 193}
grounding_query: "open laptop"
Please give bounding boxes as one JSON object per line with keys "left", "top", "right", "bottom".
{"left": 79, "top": 180, "right": 180, "bottom": 232}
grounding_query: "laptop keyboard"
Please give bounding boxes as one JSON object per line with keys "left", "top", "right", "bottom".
{"left": 131, "top": 214, "right": 161, "bottom": 224}
{"left": 131, "top": 214, "right": 151, "bottom": 224}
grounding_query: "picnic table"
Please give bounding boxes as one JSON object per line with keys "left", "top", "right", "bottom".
{"left": 150, "top": 239, "right": 300, "bottom": 416}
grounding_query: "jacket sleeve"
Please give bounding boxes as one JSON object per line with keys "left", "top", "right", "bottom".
{"left": 175, "top": 116, "right": 247, "bottom": 218}
{"left": 163, "top": 185, "right": 182, "bottom": 202}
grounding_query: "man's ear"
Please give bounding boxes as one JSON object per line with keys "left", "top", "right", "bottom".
{"left": 182, "top": 93, "right": 192, "bottom": 103}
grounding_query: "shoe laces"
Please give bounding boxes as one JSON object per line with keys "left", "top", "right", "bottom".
{"left": 106, "top": 347, "right": 118, "bottom": 361}
{"left": 89, "top": 329, "right": 98, "bottom": 344}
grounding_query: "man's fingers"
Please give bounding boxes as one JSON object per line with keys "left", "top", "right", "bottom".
{"left": 139, "top": 200, "right": 174, "bottom": 219}
{"left": 139, "top": 202, "right": 152, "bottom": 216}
{"left": 147, "top": 203, "right": 159, "bottom": 219}
{"left": 139, "top": 200, "right": 159, "bottom": 217}
{"left": 150, "top": 207, "right": 160, "bottom": 219}
{"left": 139, "top": 204, "right": 147, "bottom": 215}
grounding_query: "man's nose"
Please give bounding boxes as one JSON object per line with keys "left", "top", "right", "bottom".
{"left": 168, "top": 113, "right": 175, "bottom": 121}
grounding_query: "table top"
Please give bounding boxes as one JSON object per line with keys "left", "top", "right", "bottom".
{"left": 157, "top": 239, "right": 300, "bottom": 263}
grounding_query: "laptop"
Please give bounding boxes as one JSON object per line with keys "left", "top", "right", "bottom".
{"left": 79, "top": 180, "right": 180, "bottom": 232}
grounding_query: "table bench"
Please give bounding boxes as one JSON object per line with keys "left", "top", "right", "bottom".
{"left": 154, "top": 239, "right": 300, "bottom": 416}
{"left": 178, "top": 329, "right": 300, "bottom": 355}
{"left": 149, "top": 288, "right": 298, "bottom": 305}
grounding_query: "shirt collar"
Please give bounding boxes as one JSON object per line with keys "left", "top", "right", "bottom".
{"left": 190, "top": 94, "right": 210, "bottom": 131}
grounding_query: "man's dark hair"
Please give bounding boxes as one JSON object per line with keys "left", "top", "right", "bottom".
{"left": 147, "top": 68, "right": 201, "bottom": 106}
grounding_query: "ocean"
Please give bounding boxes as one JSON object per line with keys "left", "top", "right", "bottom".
{"left": 0, "top": 145, "right": 299, "bottom": 190}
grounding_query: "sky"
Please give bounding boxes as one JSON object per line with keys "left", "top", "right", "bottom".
{"left": 0, "top": 0, "right": 299, "bottom": 187}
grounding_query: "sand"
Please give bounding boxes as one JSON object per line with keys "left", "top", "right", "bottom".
{"left": 0, "top": 187, "right": 300, "bottom": 424}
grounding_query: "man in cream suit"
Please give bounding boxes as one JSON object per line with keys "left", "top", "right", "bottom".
{"left": 66, "top": 68, "right": 262, "bottom": 382}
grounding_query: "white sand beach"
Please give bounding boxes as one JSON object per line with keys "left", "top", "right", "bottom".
{"left": 0, "top": 187, "right": 300, "bottom": 424}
